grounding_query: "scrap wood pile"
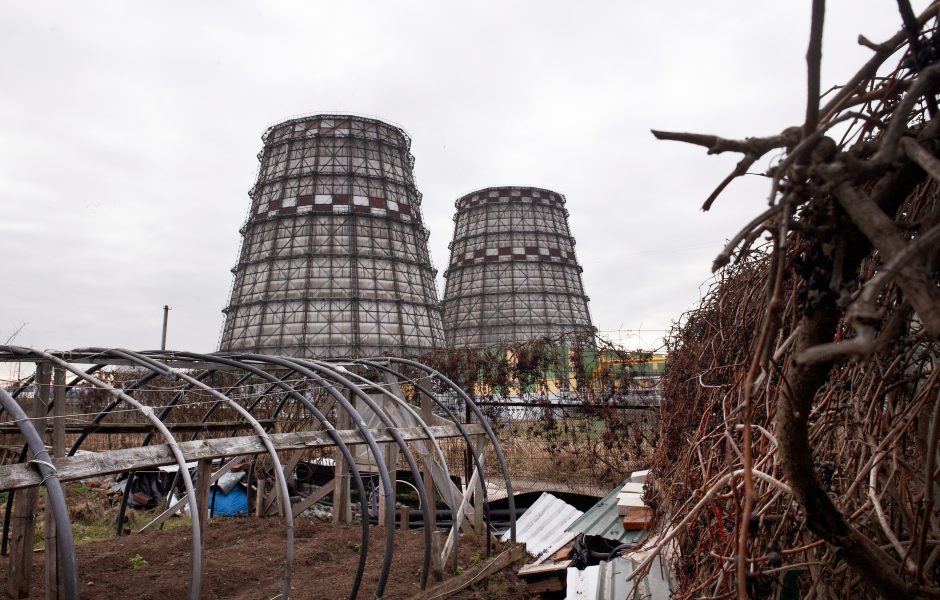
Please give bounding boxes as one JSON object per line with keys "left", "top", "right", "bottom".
{"left": 641, "top": 2, "right": 940, "bottom": 599}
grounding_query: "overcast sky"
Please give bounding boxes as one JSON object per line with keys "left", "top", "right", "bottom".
{"left": 0, "top": 1, "right": 923, "bottom": 367}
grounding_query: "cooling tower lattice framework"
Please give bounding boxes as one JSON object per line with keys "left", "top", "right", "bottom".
{"left": 442, "top": 186, "right": 594, "bottom": 347}
{"left": 219, "top": 114, "right": 445, "bottom": 358}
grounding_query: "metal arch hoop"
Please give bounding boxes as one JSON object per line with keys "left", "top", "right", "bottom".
{"left": 294, "top": 357, "right": 437, "bottom": 590}
{"left": 91, "top": 348, "right": 296, "bottom": 600}
{"left": 332, "top": 361, "right": 459, "bottom": 516}
{"left": 0, "top": 387, "right": 80, "bottom": 600}
{"left": 377, "top": 357, "right": 517, "bottom": 543}
{"left": 223, "top": 353, "right": 405, "bottom": 598}
{"left": 0, "top": 346, "right": 206, "bottom": 600}
{"left": 1, "top": 364, "right": 105, "bottom": 557}
{"left": 162, "top": 351, "right": 373, "bottom": 600}
{"left": 348, "top": 358, "right": 495, "bottom": 559}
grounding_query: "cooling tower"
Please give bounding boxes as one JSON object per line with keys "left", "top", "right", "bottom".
{"left": 442, "top": 186, "right": 594, "bottom": 347}
{"left": 219, "top": 114, "right": 445, "bottom": 358}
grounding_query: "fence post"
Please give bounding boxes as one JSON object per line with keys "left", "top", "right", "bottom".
{"left": 44, "top": 366, "right": 66, "bottom": 600}
{"left": 195, "top": 459, "right": 212, "bottom": 554}
{"left": 332, "top": 399, "right": 352, "bottom": 524}
{"left": 421, "top": 392, "right": 443, "bottom": 580}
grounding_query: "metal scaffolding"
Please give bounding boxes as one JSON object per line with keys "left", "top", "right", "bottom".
{"left": 219, "top": 114, "right": 445, "bottom": 358}
{"left": 442, "top": 186, "right": 595, "bottom": 347}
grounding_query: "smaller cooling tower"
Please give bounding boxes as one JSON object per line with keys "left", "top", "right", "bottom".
{"left": 219, "top": 114, "right": 445, "bottom": 358}
{"left": 442, "top": 186, "right": 594, "bottom": 347}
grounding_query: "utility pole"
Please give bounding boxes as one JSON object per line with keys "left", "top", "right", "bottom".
{"left": 161, "top": 305, "right": 170, "bottom": 351}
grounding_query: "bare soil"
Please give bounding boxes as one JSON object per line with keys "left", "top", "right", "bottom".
{"left": 0, "top": 516, "right": 504, "bottom": 599}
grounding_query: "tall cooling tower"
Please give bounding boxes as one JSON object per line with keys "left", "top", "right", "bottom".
{"left": 442, "top": 186, "right": 594, "bottom": 347}
{"left": 219, "top": 114, "right": 445, "bottom": 358}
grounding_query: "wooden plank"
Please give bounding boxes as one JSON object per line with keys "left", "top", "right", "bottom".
{"left": 0, "top": 420, "right": 276, "bottom": 435}
{"left": 518, "top": 559, "right": 573, "bottom": 577}
{"left": 406, "top": 544, "right": 526, "bottom": 600}
{"left": 332, "top": 402, "right": 352, "bottom": 525}
{"left": 420, "top": 391, "right": 442, "bottom": 581}
{"left": 524, "top": 574, "right": 567, "bottom": 594}
{"left": 45, "top": 366, "right": 66, "bottom": 600}
{"left": 622, "top": 506, "right": 654, "bottom": 530}
{"left": 554, "top": 546, "right": 574, "bottom": 561}
{"left": 254, "top": 478, "right": 265, "bottom": 519}
{"left": 263, "top": 449, "right": 305, "bottom": 516}
{"left": 195, "top": 460, "right": 211, "bottom": 553}
{"left": 0, "top": 423, "right": 487, "bottom": 491}
{"left": 290, "top": 480, "right": 336, "bottom": 518}
{"left": 377, "top": 442, "right": 397, "bottom": 527}
{"left": 531, "top": 531, "right": 579, "bottom": 566}
{"left": 440, "top": 451, "right": 483, "bottom": 567}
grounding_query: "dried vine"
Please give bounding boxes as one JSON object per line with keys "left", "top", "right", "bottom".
{"left": 642, "top": 2, "right": 940, "bottom": 598}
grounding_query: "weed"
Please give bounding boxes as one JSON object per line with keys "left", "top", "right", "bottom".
{"left": 129, "top": 554, "right": 148, "bottom": 568}
{"left": 469, "top": 552, "right": 483, "bottom": 567}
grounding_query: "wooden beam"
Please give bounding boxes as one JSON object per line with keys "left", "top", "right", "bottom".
{"left": 45, "top": 366, "right": 66, "bottom": 600}
{"left": 194, "top": 460, "right": 211, "bottom": 554}
{"left": 0, "top": 424, "right": 486, "bottom": 491}
{"left": 406, "top": 544, "right": 526, "bottom": 600}
{"left": 441, "top": 452, "right": 483, "bottom": 566}
{"left": 332, "top": 403, "right": 352, "bottom": 525}
{"left": 290, "top": 480, "right": 336, "bottom": 518}
{"left": 420, "top": 391, "right": 442, "bottom": 581}
{"left": 0, "top": 420, "right": 277, "bottom": 435}
{"left": 262, "top": 449, "right": 305, "bottom": 516}
{"left": 377, "top": 442, "right": 397, "bottom": 527}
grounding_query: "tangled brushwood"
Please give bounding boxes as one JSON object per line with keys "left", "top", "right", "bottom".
{"left": 643, "top": 2, "right": 940, "bottom": 599}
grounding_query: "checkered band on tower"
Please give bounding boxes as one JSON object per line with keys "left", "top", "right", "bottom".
{"left": 219, "top": 114, "right": 445, "bottom": 358}
{"left": 442, "top": 186, "right": 595, "bottom": 347}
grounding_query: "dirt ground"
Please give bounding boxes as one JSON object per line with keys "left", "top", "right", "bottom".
{"left": 0, "top": 516, "right": 525, "bottom": 599}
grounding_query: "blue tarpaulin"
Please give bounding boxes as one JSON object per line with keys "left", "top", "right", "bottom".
{"left": 210, "top": 485, "right": 248, "bottom": 516}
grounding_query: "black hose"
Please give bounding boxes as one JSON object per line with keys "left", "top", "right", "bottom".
{"left": 605, "top": 542, "right": 636, "bottom": 561}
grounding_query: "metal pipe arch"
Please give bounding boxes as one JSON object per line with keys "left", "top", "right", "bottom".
{"left": 160, "top": 351, "right": 374, "bottom": 600}
{"left": 350, "top": 359, "right": 495, "bottom": 558}
{"left": 97, "top": 348, "right": 296, "bottom": 600}
{"left": 376, "top": 357, "right": 517, "bottom": 543}
{"left": 2, "top": 365, "right": 106, "bottom": 556}
{"left": 0, "top": 346, "right": 206, "bottom": 600}
{"left": 222, "top": 353, "right": 404, "bottom": 599}
{"left": 0, "top": 387, "right": 80, "bottom": 599}
{"left": 293, "top": 358, "right": 437, "bottom": 590}
{"left": 332, "top": 362, "right": 459, "bottom": 516}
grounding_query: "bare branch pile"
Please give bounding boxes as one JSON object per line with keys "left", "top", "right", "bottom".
{"left": 644, "top": 2, "right": 940, "bottom": 598}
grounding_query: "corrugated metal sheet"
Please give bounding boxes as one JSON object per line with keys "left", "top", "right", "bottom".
{"left": 500, "top": 492, "right": 583, "bottom": 557}
{"left": 566, "top": 479, "right": 644, "bottom": 544}
{"left": 565, "top": 556, "right": 673, "bottom": 600}
{"left": 566, "top": 562, "right": 602, "bottom": 599}
{"left": 597, "top": 558, "right": 634, "bottom": 599}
